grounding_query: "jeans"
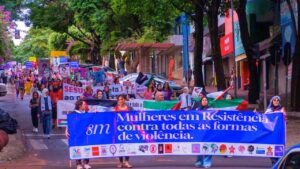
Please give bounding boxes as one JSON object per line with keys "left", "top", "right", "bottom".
{"left": 31, "top": 109, "right": 39, "bottom": 128}
{"left": 42, "top": 112, "right": 52, "bottom": 135}
{"left": 195, "top": 155, "right": 212, "bottom": 167}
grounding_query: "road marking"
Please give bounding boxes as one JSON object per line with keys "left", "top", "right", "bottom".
{"left": 23, "top": 133, "right": 65, "bottom": 137}
{"left": 28, "top": 139, "right": 48, "bottom": 150}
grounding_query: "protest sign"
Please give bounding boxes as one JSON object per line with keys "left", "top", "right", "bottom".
{"left": 38, "top": 59, "right": 51, "bottom": 78}
{"left": 59, "top": 63, "right": 70, "bottom": 78}
{"left": 57, "top": 100, "right": 76, "bottom": 127}
{"left": 67, "top": 110, "right": 285, "bottom": 159}
{"left": 63, "top": 83, "right": 125, "bottom": 101}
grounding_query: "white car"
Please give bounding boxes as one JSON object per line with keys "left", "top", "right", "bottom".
{"left": 0, "top": 83, "right": 7, "bottom": 97}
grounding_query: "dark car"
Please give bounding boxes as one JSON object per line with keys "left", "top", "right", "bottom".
{"left": 272, "top": 143, "right": 300, "bottom": 169}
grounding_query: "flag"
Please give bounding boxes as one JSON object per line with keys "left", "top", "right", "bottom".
{"left": 209, "top": 98, "right": 248, "bottom": 110}
{"left": 143, "top": 100, "right": 181, "bottom": 110}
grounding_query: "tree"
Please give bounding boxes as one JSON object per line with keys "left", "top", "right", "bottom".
{"left": 170, "top": 0, "right": 205, "bottom": 89}
{"left": 48, "top": 32, "right": 68, "bottom": 50}
{"left": 235, "top": 0, "right": 260, "bottom": 103}
{"left": 205, "top": 0, "right": 226, "bottom": 90}
{"left": 29, "top": 0, "right": 178, "bottom": 65}
{"left": 13, "top": 28, "right": 53, "bottom": 63}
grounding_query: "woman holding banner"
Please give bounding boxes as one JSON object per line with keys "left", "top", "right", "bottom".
{"left": 192, "top": 96, "right": 213, "bottom": 168}
{"left": 113, "top": 95, "right": 133, "bottom": 168}
{"left": 265, "top": 96, "right": 286, "bottom": 166}
{"left": 65, "top": 100, "right": 91, "bottom": 169}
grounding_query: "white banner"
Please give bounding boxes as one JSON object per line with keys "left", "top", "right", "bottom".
{"left": 63, "top": 83, "right": 132, "bottom": 100}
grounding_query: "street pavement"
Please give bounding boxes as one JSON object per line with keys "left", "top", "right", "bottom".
{"left": 0, "top": 84, "right": 299, "bottom": 169}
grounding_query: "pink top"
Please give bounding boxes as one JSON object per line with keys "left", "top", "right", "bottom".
{"left": 144, "top": 90, "right": 154, "bottom": 100}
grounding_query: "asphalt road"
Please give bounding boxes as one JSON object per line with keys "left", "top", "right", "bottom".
{"left": 1, "top": 84, "right": 299, "bottom": 169}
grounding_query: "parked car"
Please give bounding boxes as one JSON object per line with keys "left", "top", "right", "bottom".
{"left": 119, "top": 73, "right": 182, "bottom": 95}
{"left": 0, "top": 83, "right": 7, "bottom": 97}
{"left": 272, "top": 143, "right": 300, "bottom": 169}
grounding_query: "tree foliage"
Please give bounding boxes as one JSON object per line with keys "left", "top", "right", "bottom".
{"left": 48, "top": 32, "right": 68, "bottom": 50}
{"left": 13, "top": 28, "right": 53, "bottom": 63}
{"left": 28, "top": 0, "right": 178, "bottom": 63}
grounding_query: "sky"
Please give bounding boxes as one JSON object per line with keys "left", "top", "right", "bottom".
{"left": 12, "top": 20, "right": 30, "bottom": 46}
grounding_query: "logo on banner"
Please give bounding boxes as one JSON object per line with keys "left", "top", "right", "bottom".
{"left": 92, "top": 146, "right": 100, "bottom": 156}
{"left": 165, "top": 144, "right": 173, "bottom": 153}
{"left": 182, "top": 145, "right": 189, "bottom": 153}
{"left": 248, "top": 145, "right": 255, "bottom": 154}
{"left": 71, "top": 148, "right": 81, "bottom": 158}
{"left": 229, "top": 145, "right": 235, "bottom": 154}
{"left": 109, "top": 145, "right": 117, "bottom": 156}
{"left": 172, "top": 144, "right": 181, "bottom": 153}
{"left": 256, "top": 147, "right": 266, "bottom": 155}
{"left": 202, "top": 144, "right": 209, "bottom": 153}
{"left": 267, "top": 146, "right": 273, "bottom": 156}
{"left": 158, "top": 144, "right": 164, "bottom": 154}
{"left": 192, "top": 144, "right": 200, "bottom": 153}
{"left": 219, "top": 144, "right": 227, "bottom": 154}
{"left": 101, "top": 146, "right": 108, "bottom": 156}
{"left": 150, "top": 144, "right": 157, "bottom": 153}
{"left": 211, "top": 144, "right": 218, "bottom": 153}
{"left": 238, "top": 145, "right": 246, "bottom": 154}
{"left": 119, "top": 145, "right": 126, "bottom": 155}
{"left": 83, "top": 147, "right": 91, "bottom": 157}
{"left": 275, "top": 146, "right": 284, "bottom": 156}
{"left": 139, "top": 145, "right": 149, "bottom": 153}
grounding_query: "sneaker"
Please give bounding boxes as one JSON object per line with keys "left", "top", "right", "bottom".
{"left": 117, "top": 163, "right": 123, "bottom": 168}
{"left": 83, "top": 164, "right": 91, "bottom": 169}
{"left": 34, "top": 128, "right": 38, "bottom": 133}
{"left": 76, "top": 164, "right": 83, "bottom": 169}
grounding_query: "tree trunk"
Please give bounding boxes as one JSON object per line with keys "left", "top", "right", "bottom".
{"left": 193, "top": 2, "right": 205, "bottom": 89}
{"left": 236, "top": 0, "right": 260, "bottom": 103}
{"left": 207, "top": 0, "right": 226, "bottom": 90}
{"left": 109, "top": 51, "right": 115, "bottom": 69}
{"left": 90, "top": 42, "right": 101, "bottom": 65}
{"left": 291, "top": 1, "right": 300, "bottom": 110}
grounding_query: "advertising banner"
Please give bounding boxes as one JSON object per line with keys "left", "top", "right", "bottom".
{"left": 67, "top": 110, "right": 285, "bottom": 159}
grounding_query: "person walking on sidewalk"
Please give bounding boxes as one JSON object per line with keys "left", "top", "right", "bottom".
{"left": 65, "top": 100, "right": 91, "bottom": 169}
{"left": 113, "top": 95, "right": 133, "bottom": 168}
{"left": 29, "top": 91, "right": 40, "bottom": 133}
{"left": 40, "top": 88, "right": 52, "bottom": 139}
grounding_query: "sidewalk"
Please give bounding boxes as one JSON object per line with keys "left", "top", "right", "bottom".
{"left": 0, "top": 84, "right": 26, "bottom": 162}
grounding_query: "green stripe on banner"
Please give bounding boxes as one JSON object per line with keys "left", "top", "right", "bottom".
{"left": 209, "top": 98, "right": 244, "bottom": 108}
{"left": 192, "top": 98, "right": 243, "bottom": 109}
{"left": 143, "top": 100, "right": 180, "bottom": 110}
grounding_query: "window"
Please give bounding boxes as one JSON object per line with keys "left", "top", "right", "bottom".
{"left": 280, "top": 152, "right": 300, "bottom": 169}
